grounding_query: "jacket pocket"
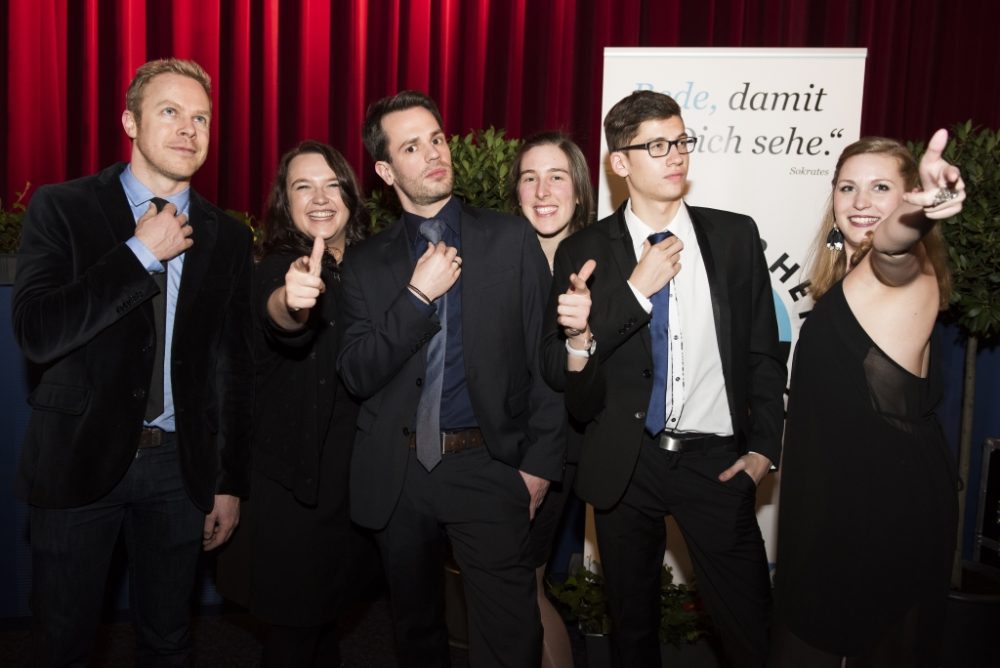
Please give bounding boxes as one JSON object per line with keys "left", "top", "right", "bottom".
{"left": 29, "top": 383, "right": 90, "bottom": 415}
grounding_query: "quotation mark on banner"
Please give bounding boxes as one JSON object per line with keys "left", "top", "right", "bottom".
{"left": 829, "top": 129, "right": 844, "bottom": 138}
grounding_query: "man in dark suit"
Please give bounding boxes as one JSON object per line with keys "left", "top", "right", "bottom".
{"left": 337, "top": 91, "right": 564, "bottom": 667}
{"left": 12, "top": 58, "right": 253, "bottom": 666}
{"left": 542, "top": 90, "right": 785, "bottom": 667}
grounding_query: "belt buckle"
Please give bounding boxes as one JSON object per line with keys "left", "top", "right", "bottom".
{"left": 658, "top": 434, "right": 684, "bottom": 452}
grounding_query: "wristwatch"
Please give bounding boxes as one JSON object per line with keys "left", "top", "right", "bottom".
{"left": 565, "top": 335, "right": 597, "bottom": 359}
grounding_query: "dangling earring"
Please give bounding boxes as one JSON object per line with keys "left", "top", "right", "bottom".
{"left": 826, "top": 224, "right": 844, "bottom": 252}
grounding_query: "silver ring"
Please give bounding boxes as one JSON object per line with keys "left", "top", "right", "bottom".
{"left": 931, "top": 188, "right": 958, "bottom": 207}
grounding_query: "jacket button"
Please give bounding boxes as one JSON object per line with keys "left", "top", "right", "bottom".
{"left": 634, "top": 410, "right": 645, "bottom": 420}
{"left": 132, "top": 388, "right": 146, "bottom": 399}
{"left": 402, "top": 427, "right": 411, "bottom": 436}
{"left": 641, "top": 369, "right": 651, "bottom": 378}
{"left": 415, "top": 377, "right": 423, "bottom": 387}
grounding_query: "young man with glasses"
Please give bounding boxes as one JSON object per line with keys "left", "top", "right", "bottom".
{"left": 542, "top": 90, "right": 785, "bottom": 667}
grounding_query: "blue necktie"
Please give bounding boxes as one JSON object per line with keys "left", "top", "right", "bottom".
{"left": 415, "top": 219, "right": 447, "bottom": 470}
{"left": 644, "top": 230, "right": 673, "bottom": 436}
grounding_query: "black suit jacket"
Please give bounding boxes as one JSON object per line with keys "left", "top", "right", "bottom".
{"left": 336, "top": 200, "right": 565, "bottom": 530}
{"left": 12, "top": 162, "right": 254, "bottom": 512}
{"left": 542, "top": 203, "right": 786, "bottom": 510}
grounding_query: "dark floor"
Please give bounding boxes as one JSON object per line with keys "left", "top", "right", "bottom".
{"left": 0, "top": 596, "right": 590, "bottom": 667}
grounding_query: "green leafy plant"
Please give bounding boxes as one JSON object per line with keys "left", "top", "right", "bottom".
{"left": 365, "top": 126, "right": 523, "bottom": 233}
{"left": 225, "top": 209, "right": 261, "bottom": 246}
{"left": 548, "top": 564, "right": 708, "bottom": 645}
{"left": 658, "top": 563, "right": 707, "bottom": 647}
{"left": 448, "top": 126, "right": 522, "bottom": 215}
{"left": 910, "top": 121, "right": 1000, "bottom": 588}
{"left": 0, "top": 183, "right": 30, "bottom": 254}
{"left": 547, "top": 566, "right": 612, "bottom": 635}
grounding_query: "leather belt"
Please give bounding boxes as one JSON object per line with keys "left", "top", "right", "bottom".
{"left": 656, "top": 432, "right": 735, "bottom": 453}
{"left": 408, "top": 428, "right": 485, "bottom": 455}
{"left": 138, "top": 427, "right": 173, "bottom": 449}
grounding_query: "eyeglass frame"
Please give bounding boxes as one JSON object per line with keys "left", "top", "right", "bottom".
{"left": 613, "top": 136, "right": 698, "bottom": 157}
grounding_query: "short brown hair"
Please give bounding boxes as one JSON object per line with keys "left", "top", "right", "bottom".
{"left": 362, "top": 90, "right": 443, "bottom": 163}
{"left": 604, "top": 90, "right": 682, "bottom": 153}
{"left": 125, "top": 59, "right": 212, "bottom": 121}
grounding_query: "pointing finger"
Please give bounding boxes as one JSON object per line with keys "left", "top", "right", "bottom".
{"left": 308, "top": 235, "right": 325, "bottom": 277}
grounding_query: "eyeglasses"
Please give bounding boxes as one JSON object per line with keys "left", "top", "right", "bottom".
{"left": 614, "top": 137, "right": 698, "bottom": 157}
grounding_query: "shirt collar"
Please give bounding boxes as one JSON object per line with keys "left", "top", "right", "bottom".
{"left": 623, "top": 198, "right": 693, "bottom": 248}
{"left": 119, "top": 164, "right": 191, "bottom": 217}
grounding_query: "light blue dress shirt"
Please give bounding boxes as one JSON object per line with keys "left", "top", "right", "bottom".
{"left": 120, "top": 165, "right": 189, "bottom": 432}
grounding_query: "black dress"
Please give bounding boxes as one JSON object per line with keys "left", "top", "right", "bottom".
{"left": 247, "top": 252, "right": 370, "bottom": 626}
{"left": 773, "top": 280, "right": 957, "bottom": 664}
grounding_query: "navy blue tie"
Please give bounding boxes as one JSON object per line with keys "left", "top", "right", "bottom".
{"left": 644, "top": 230, "right": 673, "bottom": 436}
{"left": 415, "top": 219, "right": 447, "bottom": 470}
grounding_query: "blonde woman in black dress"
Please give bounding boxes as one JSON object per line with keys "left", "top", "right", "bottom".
{"left": 772, "top": 130, "right": 965, "bottom": 667}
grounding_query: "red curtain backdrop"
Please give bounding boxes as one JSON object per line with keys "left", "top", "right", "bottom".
{"left": 2, "top": 0, "right": 997, "bottom": 215}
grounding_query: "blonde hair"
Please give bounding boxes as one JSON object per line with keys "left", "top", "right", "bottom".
{"left": 125, "top": 59, "right": 212, "bottom": 121}
{"left": 807, "top": 136, "right": 951, "bottom": 310}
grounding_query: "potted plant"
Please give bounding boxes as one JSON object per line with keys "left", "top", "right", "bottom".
{"left": 911, "top": 121, "right": 1000, "bottom": 665}
{"left": 548, "top": 566, "right": 613, "bottom": 666}
{"left": 0, "top": 183, "right": 29, "bottom": 284}
{"left": 549, "top": 564, "right": 717, "bottom": 667}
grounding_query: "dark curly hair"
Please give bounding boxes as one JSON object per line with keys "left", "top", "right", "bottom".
{"left": 259, "top": 140, "right": 368, "bottom": 265}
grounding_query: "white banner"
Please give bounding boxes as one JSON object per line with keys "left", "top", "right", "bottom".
{"left": 589, "top": 47, "right": 867, "bottom": 581}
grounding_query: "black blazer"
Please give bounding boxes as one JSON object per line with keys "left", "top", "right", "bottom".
{"left": 12, "top": 163, "right": 254, "bottom": 512}
{"left": 542, "top": 203, "right": 786, "bottom": 510}
{"left": 336, "top": 201, "right": 565, "bottom": 530}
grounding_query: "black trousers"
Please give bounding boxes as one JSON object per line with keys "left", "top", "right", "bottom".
{"left": 28, "top": 439, "right": 204, "bottom": 668}
{"left": 375, "top": 447, "right": 540, "bottom": 668}
{"left": 594, "top": 438, "right": 771, "bottom": 668}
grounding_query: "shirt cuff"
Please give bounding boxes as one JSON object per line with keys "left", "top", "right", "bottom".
{"left": 126, "top": 236, "right": 165, "bottom": 273}
{"left": 627, "top": 280, "right": 652, "bottom": 314}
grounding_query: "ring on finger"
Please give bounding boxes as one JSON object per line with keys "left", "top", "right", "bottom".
{"left": 452, "top": 257, "right": 462, "bottom": 267}
{"left": 931, "top": 187, "right": 959, "bottom": 207}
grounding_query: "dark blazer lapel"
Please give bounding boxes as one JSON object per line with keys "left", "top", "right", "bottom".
{"left": 174, "top": 192, "right": 218, "bottom": 332}
{"left": 688, "top": 207, "right": 732, "bottom": 386}
{"left": 457, "top": 205, "right": 487, "bottom": 330}
{"left": 381, "top": 217, "right": 415, "bottom": 295}
{"left": 608, "top": 203, "right": 652, "bottom": 356}
{"left": 94, "top": 163, "right": 139, "bottom": 247}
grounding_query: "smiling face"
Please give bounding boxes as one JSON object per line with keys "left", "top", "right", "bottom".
{"left": 286, "top": 152, "right": 350, "bottom": 251}
{"left": 516, "top": 143, "right": 577, "bottom": 240}
{"left": 610, "top": 115, "right": 689, "bottom": 219}
{"left": 374, "top": 106, "right": 453, "bottom": 216}
{"left": 122, "top": 73, "right": 211, "bottom": 194}
{"left": 833, "top": 153, "right": 907, "bottom": 254}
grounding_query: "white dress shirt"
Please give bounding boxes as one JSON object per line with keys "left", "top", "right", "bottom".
{"left": 624, "top": 200, "right": 734, "bottom": 437}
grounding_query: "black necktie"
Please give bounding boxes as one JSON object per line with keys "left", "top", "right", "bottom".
{"left": 644, "top": 230, "right": 673, "bottom": 436}
{"left": 415, "top": 219, "right": 447, "bottom": 471}
{"left": 145, "top": 197, "right": 169, "bottom": 422}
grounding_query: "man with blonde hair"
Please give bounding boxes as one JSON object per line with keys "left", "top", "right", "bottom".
{"left": 13, "top": 58, "right": 253, "bottom": 666}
